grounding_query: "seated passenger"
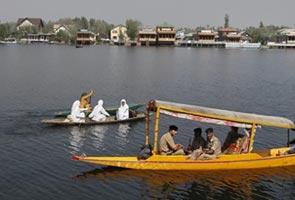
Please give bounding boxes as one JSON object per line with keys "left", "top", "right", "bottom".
{"left": 190, "top": 128, "right": 221, "bottom": 160}
{"left": 89, "top": 99, "right": 110, "bottom": 121}
{"left": 187, "top": 127, "right": 206, "bottom": 154}
{"left": 68, "top": 100, "right": 87, "bottom": 122}
{"left": 239, "top": 128, "right": 251, "bottom": 153}
{"left": 222, "top": 126, "right": 244, "bottom": 152}
{"left": 223, "top": 138, "right": 242, "bottom": 155}
{"left": 283, "top": 137, "right": 295, "bottom": 155}
{"left": 79, "top": 89, "right": 94, "bottom": 111}
{"left": 159, "top": 125, "right": 185, "bottom": 155}
{"left": 116, "top": 99, "right": 129, "bottom": 120}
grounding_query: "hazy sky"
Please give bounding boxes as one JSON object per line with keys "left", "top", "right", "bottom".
{"left": 1, "top": 0, "right": 294, "bottom": 28}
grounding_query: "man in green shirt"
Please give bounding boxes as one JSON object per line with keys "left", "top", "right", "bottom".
{"left": 159, "top": 125, "right": 185, "bottom": 155}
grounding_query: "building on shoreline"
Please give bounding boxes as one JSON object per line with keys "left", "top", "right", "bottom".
{"left": 27, "top": 33, "right": 54, "bottom": 43}
{"left": 76, "top": 30, "right": 96, "bottom": 45}
{"left": 267, "top": 29, "right": 295, "bottom": 49}
{"left": 110, "top": 25, "right": 129, "bottom": 45}
{"left": 16, "top": 18, "right": 44, "bottom": 32}
{"left": 53, "top": 24, "right": 71, "bottom": 35}
{"left": 156, "top": 26, "right": 176, "bottom": 46}
{"left": 138, "top": 28, "right": 157, "bottom": 46}
{"left": 196, "top": 30, "right": 218, "bottom": 42}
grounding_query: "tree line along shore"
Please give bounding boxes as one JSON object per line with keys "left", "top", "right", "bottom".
{"left": 0, "top": 15, "right": 293, "bottom": 46}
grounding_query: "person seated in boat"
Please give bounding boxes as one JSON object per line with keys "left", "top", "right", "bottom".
{"left": 190, "top": 128, "right": 221, "bottom": 160}
{"left": 116, "top": 99, "right": 129, "bottom": 120}
{"left": 239, "top": 127, "right": 252, "bottom": 153}
{"left": 79, "top": 89, "right": 93, "bottom": 111}
{"left": 159, "top": 125, "right": 185, "bottom": 155}
{"left": 284, "top": 137, "right": 295, "bottom": 155}
{"left": 187, "top": 127, "right": 206, "bottom": 154}
{"left": 68, "top": 100, "right": 87, "bottom": 122}
{"left": 223, "top": 127, "right": 252, "bottom": 154}
{"left": 221, "top": 126, "right": 244, "bottom": 152}
{"left": 223, "top": 137, "right": 242, "bottom": 155}
{"left": 88, "top": 99, "right": 110, "bottom": 121}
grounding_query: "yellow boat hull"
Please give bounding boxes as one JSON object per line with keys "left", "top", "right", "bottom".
{"left": 73, "top": 147, "right": 295, "bottom": 170}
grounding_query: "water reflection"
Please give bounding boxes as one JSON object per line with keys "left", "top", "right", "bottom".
{"left": 69, "top": 126, "right": 87, "bottom": 154}
{"left": 89, "top": 125, "right": 109, "bottom": 149}
{"left": 115, "top": 124, "right": 131, "bottom": 145}
{"left": 74, "top": 166, "right": 295, "bottom": 199}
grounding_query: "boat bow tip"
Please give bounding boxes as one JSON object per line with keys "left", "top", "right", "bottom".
{"left": 72, "top": 155, "right": 80, "bottom": 160}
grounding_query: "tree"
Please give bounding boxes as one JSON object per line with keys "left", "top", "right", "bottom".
{"left": 259, "top": 21, "right": 264, "bottom": 28}
{"left": 89, "top": 18, "right": 95, "bottom": 32}
{"left": 224, "top": 14, "right": 229, "bottom": 28}
{"left": 244, "top": 25, "right": 286, "bottom": 44}
{"left": 43, "top": 21, "right": 54, "bottom": 33}
{"left": 0, "top": 22, "right": 14, "bottom": 39}
{"left": 125, "top": 19, "right": 142, "bottom": 40}
{"left": 80, "top": 17, "right": 89, "bottom": 29}
{"left": 55, "top": 30, "right": 70, "bottom": 43}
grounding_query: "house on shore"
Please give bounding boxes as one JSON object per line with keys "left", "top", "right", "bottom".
{"left": 218, "top": 27, "right": 239, "bottom": 42}
{"left": 275, "top": 29, "right": 295, "bottom": 44}
{"left": 53, "top": 24, "right": 70, "bottom": 35}
{"left": 16, "top": 18, "right": 44, "bottom": 31}
{"left": 267, "top": 29, "right": 295, "bottom": 49}
{"left": 196, "top": 30, "right": 218, "bottom": 42}
{"left": 156, "top": 26, "right": 176, "bottom": 46}
{"left": 110, "top": 25, "right": 129, "bottom": 45}
{"left": 27, "top": 33, "right": 54, "bottom": 43}
{"left": 76, "top": 30, "right": 96, "bottom": 45}
{"left": 138, "top": 28, "right": 157, "bottom": 46}
{"left": 218, "top": 27, "right": 260, "bottom": 48}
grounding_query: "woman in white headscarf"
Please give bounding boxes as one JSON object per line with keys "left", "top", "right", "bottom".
{"left": 69, "top": 100, "right": 86, "bottom": 122}
{"left": 116, "top": 99, "right": 129, "bottom": 120}
{"left": 89, "top": 99, "right": 110, "bottom": 121}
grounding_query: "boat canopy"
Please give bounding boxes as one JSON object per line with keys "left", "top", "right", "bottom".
{"left": 152, "top": 100, "right": 295, "bottom": 129}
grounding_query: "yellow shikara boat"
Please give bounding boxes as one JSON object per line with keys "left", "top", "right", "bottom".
{"left": 73, "top": 100, "right": 295, "bottom": 170}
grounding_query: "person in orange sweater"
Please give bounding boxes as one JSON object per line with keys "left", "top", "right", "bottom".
{"left": 79, "top": 89, "right": 93, "bottom": 111}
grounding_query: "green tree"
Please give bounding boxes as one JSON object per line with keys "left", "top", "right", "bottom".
{"left": 245, "top": 25, "right": 287, "bottom": 44}
{"left": 224, "top": 14, "right": 229, "bottom": 28}
{"left": 89, "top": 18, "right": 95, "bottom": 31}
{"left": 0, "top": 22, "right": 13, "bottom": 39}
{"left": 43, "top": 21, "right": 54, "bottom": 33}
{"left": 15, "top": 26, "right": 38, "bottom": 40}
{"left": 80, "top": 17, "right": 89, "bottom": 29}
{"left": 125, "top": 19, "right": 142, "bottom": 40}
{"left": 259, "top": 21, "right": 264, "bottom": 28}
{"left": 55, "top": 30, "right": 70, "bottom": 43}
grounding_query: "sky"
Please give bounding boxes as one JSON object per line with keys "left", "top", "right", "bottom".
{"left": 1, "top": 0, "right": 295, "bottom": 29}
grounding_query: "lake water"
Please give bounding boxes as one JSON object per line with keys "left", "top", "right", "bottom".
{"left": 1, "top": 44, "right": 295, "bottom": 200}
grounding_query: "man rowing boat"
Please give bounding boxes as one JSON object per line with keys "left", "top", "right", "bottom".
{"left": 80, "top": 89, "right": 93, "bottom": 111}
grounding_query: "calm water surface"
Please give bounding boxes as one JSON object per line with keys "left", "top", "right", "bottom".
{"left": 0, "top": 45, "right": 295, "bottom": 200}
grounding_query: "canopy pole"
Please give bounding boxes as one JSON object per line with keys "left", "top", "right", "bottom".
{"left": 247, "top": 123, "right": 256, "bottom": 153}
{"left": 153, "top": 106, "right": 161, "bottom": 155}
{"left": 287, "top": 129, "right": 290, "bottom": 147}
{"left": 145, "top": 107, "right": 150, "bottom": 145}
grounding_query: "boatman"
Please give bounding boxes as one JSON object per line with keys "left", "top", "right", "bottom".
{"left": 80, "top": 89, "right": 93, "bottom": 111}
{"left": 159, "top": 125, "right": 185, "bottom": 155}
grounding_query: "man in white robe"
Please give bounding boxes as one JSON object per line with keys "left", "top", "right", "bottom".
{"left": 68, "top": 100, "right": 86, "bottom": 122}
{"left": 116, "top": 99, "right": 129, "bottom": 120}
{"left": 89, "top": 99, "right": 110, "bottom": 121}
